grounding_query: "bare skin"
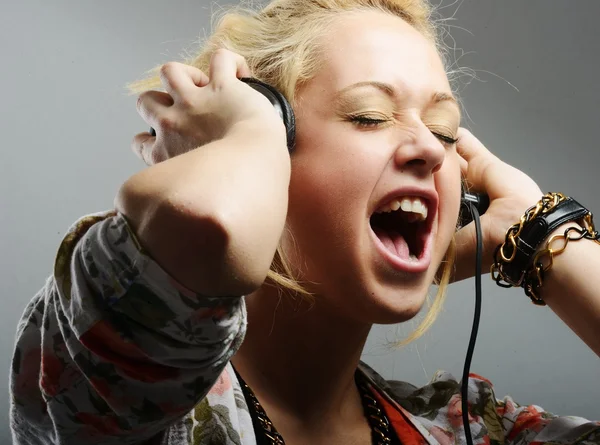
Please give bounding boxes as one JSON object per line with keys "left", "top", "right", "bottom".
{"left": 122, "top": 9, "right": 600, "bottom": 445}
{"left": 232, "top": 11, "right": 467, "bottom": 444}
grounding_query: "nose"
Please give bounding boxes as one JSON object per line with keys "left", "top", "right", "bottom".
{"left": 393, "top": 123, "right": 446, "bottom": 176}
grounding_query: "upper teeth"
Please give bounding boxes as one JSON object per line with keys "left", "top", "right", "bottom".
{"left": 375, "top": 197, "right": 428, "bottom": 221}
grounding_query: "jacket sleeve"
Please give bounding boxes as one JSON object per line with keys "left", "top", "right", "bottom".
{"left": 377, "top": 369, "right": 600, "bottom": 445}
{"left": 10, "top": 211, "right": 247, "bottom": 445}
{"left": 467, "top": 374, "right": 600, "bottom": 445}
{"left": 494, "top": 393, "right": 600, "bottom": 444}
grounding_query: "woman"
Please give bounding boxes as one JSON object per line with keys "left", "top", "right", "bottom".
{"left": 10, "top": 0, "right": 600, "bottom": 444}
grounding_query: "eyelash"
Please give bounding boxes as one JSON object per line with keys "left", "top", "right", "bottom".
{"left": 348, "top": 115, "right": 458, "bottom": 145}
{"left": 349, "top": 115, "right": 389, "bottom": 128}
{"left": 433, "top": 132, "right": 459, "bottom": 145}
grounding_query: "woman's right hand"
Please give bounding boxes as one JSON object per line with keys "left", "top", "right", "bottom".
{"left": 118, "top": 49, "right": 290, "bottom": 296}
{"left": 132, "top": 49, "right": 283, "bottom": 165}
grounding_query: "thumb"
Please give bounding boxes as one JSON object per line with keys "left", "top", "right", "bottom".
{"left": 131, "top": 132, "right": 160, "bottom": 166}
{"left": 457, "top": 128, "right": 500, "bottom": 194}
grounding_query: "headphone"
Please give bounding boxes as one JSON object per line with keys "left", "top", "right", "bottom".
{"left": 150, "top": 78, "right": 486, "bottom": 445}
{"left": 148, "top": 77, "right": 488, "bottom": 223}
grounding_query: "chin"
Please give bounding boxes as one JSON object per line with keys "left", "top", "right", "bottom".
{"left": 312, "top": 276, "right": 432, "bottom": 326}
{"left": 361, "top": 285, "right": 431, "bottom": 325}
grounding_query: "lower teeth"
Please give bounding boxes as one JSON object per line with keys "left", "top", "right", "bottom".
{"left": 408, "top": 253, "right": 418, "bottom": 262}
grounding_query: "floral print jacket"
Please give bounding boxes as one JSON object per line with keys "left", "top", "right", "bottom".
{"left": 10, "top": 212, "right": 600, "bottom": 445}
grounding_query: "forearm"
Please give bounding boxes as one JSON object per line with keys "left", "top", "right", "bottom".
{"left": 538, "top": 223, "right": 600, "bottom": 357}
{"left": 450, "top": 229, "right": 495, "bottom": 284}
{"left": 450, "top": 213, "right": 600, "bottom": 356}
{"left": 116, "top": 119, "right": 290, "bottom": 296}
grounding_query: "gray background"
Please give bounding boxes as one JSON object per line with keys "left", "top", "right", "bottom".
{"left": 1, "top": 0, "right": 599, "bottom": 442}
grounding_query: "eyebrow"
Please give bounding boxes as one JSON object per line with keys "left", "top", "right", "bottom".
{"left": 336, "top": 81, "right": 395, "bottom": 97}
{"left": 335, "top": 81, "right": 460, "bottom": 109}
{"left": 431, "top": 91, "right": 459, "bottom": 108}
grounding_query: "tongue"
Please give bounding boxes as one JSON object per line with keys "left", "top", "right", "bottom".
{"left": 373, "top": 228, "right": 411, "bottom": 259}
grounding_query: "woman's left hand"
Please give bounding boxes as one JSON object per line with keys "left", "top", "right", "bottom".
{"left": 452, "top": 128, "right": 544, "bottom": 282}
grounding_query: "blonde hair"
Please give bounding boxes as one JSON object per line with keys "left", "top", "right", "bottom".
{"left": 130, "top": 0, "right": 455, "bottom": 344}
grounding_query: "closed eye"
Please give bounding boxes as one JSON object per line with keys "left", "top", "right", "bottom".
{"left": 348, "top": 115, "right": 389, "bottom": 128}
{"left": 349, "top": 114, "right": 458, "bottom": 146}
{"left": 432, "top": 132, "right": 458, "bottom": 145}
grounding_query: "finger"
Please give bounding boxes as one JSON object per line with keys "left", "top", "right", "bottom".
{"left": 131, "top": 132, "right": 158, "bottom": 166}
{"left": 458, "top": 157, "right": 476, "bottom": 191}
{"left": 456, "top": 128, "right": 496, "bottom": 163}
{"left": 209, "top": 49, "right": 252, "bottom": 87}
{"left": 136, "top": 90, "right": 174, "bottom": 125}
{"left": 456, "top": 128, "right": 498, "bottom": 192}
{"left": 458, "top": 155, "right": 468, "bottom": 176}
{"left": 159, "top": 62, "right": 210, "bottom": 101}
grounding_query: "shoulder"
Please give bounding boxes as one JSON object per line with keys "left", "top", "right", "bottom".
{"left": 359, "top": 361, "right": 498, "bottom": 414}
{"left": 358, "top": 362, "right": 505, "bottom": 444}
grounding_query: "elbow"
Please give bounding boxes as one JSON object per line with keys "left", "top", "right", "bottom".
{"left": 168, "top": 207, "right": 273, "bottom": 297}
{"left": 115, "top": 180, "right": 271, "bottom": 296}
{"left": 202, "top": 206, "right": 276, "bottom": 296}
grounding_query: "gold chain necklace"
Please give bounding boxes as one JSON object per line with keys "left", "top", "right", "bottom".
{"left": 237, "top": 372, "right": 394, "bottom": 445}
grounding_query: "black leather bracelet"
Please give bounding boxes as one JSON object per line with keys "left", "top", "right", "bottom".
{"left": 495, "top": 197, "right": 590, "bottom": 286}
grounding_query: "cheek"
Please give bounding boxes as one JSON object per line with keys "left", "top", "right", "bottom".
{"left": 282, "top": 148, "right": 378, "bottom": 273}
{"left": 286, "top": 156, "right": 360, "bottom": 235}
{"left": 280, "top": 169, "right": 345, "bottom": 280}
{"left": 288, "top": 126, "right": 383, "bottom": 221}
{"left": 436, "top": 155, "right": 462, "bottom": 235}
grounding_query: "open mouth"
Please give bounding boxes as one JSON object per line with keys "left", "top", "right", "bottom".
{"left": 369, "top": 197, "right": 432, "bottom": 263}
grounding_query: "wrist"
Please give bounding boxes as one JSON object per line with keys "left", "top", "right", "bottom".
{"left": 227, "top": 116, "right": 288, "bottom": 149}
{"left": 532, "top": 221, "right": 580, "bottom": 297}
{"left": 491, "top": 193, "right": 597, "bottom": 305}
{"left": 534, "top": 221, "right": 582, "bottom": 255}
{"left": 493, "top": 195, "right": 588, "bottom": 284}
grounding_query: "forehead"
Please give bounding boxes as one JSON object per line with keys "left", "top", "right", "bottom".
{"left": 314, "top": 10, "right": 451, "bottom": 98}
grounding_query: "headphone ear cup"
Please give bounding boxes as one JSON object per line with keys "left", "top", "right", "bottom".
{"left": 459, "top": 192, "right": 472, "bottom": 229}
{"left": 460, "top": 191, "right": 490, "bottom": 228}
{"left": 240, "top": 77, "right": 296, "bottom": 152}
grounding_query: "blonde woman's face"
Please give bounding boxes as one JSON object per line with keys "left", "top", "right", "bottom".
{"left": 284, "top": 10, "right": 462, "bottom": 324}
